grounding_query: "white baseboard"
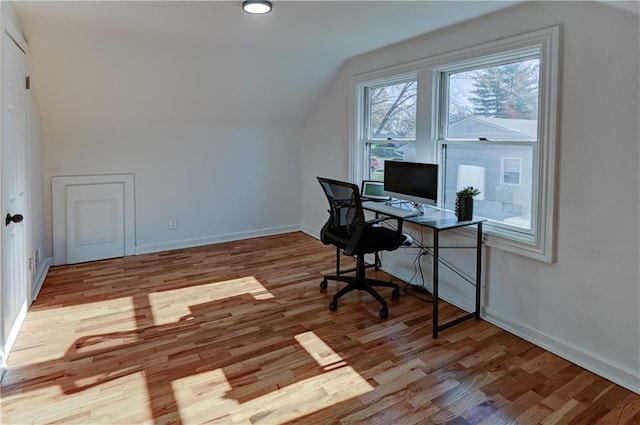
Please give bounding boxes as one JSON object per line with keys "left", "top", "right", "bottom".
{"left": 135, "top": 224, "right": 301, "bottom": 255}
{"left": 484, "top": 307, "right": 640, "bottom": 394}
{"left": 0, "top": 258, "right": 51, "bottom": 382}
{"left": 300, "top": 225, "right": 320, "bottom": 239}
{"left": 3, "top": 303, "right": 27, "bottom": 368}
{"left": 385, "top": 251, "right": 640, "bottom": 394}
{"left": 386, "top": 257, "right": 639, "bottom": 394}
{"left": 31, "top": 257, "right": 51, "bottom": 301}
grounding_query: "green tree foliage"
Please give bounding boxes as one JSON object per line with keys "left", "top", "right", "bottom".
{"left": 469, "top": 60, "right": 539, "bottom": 119}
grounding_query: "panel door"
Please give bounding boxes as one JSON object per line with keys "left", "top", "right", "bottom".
{"left": 66, "top": 183, "right": 126, "bottom": 264}
{"left": 2, "top": 31, "right": 29, "bottom": 356}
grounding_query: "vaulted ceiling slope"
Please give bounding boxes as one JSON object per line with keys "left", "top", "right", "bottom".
{"left": 14, "top": 1, "right": 522, "bottom": 130}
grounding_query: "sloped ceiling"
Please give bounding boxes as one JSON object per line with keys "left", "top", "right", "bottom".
{"left": 14, "top": 1, "right": 521, "bottom": 130}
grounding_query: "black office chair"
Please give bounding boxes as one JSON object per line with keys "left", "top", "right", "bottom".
{"left": 317, "top": 177, "right": 410, "bottom": 319}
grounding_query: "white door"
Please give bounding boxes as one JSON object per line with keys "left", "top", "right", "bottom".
{"left": 66, "top": 183, "right": 126, "bottom": 264}
{"left": 2, "top": 31, "right": 29, "bottom": 359}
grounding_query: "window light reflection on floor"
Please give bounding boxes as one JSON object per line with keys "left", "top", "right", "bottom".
{"left": 149, "top": 276, "right": 274, "bottom": 325}
{"left": 13, "top": 277, "right": 373, "bottom": 424}
{"left": 172, "top": 331, "right": 373, "bottom": 424}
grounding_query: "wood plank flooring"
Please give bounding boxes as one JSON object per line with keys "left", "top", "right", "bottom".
{"left": 1, "top": 232, "right": 638, "bottom": 424}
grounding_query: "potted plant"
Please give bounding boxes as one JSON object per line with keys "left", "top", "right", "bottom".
{"left": 455, "top": 186, "right": 481, "bottom": 221}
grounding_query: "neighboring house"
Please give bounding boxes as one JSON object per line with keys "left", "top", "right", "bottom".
{"left": 444, "top": 117, "right": 537, "bottom": 228}
{"left": 448, "top": 116, "right": 538, "bottom": 141}
{"left": 372, "top": 117, "right": 537, "bottom": 227}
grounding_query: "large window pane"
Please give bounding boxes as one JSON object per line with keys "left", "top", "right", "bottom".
{"left": 447, "top": 59, "right": 540, "bottom": 141}
{"left": 367, "top": 80, "right": 417, "bottom": 140}
{"left": 443, "top": 144, "right": 534, "bottom": 232}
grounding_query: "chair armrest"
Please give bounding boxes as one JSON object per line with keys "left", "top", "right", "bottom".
{"left": 375, "top": 216, "right": 405, "bottom": 240}
{"left": 363, "top": 216, "right": 405, "bottom": 238}
{"left": 364, "top": 217, "right": 389, "bottom": 225}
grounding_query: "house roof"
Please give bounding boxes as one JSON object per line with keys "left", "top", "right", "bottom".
{"left": 475, "top": 117, "right": 538, "bottom": 139}
{"left": 448, "top": 116, "right": 537, "bottom": 141}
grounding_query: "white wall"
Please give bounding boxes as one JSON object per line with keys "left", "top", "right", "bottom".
{"left": 300, "top": 72, "right": 351, "bottom": 236}
{"left": 43, "top": 126, "right": 301, "bottom": 255}
{"left": 28, "top": 77, "right": 46, "bottom": 294}
{"left": 301, "top": 1, "right": 640, "bottom": 392}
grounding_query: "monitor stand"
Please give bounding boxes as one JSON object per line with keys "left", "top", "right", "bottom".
{"left": 415, "top": 203, "right": 439, "bottom": 216}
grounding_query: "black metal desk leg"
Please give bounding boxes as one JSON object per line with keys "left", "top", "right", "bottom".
{"left": 475, "top": 222, "right": 482, "bottom": 319}
{"left": 432, "top": 229, "right": 440, "bottom": 338}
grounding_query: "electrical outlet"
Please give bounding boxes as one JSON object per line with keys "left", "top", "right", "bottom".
{"left": 169, "top": 218, "right": 178, "bottom": 230}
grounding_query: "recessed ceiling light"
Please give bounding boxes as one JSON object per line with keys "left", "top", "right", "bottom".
{"left": 242, "top": 1, "right": 272, "bottom": 15}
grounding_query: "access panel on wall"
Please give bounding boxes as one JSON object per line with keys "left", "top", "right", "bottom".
{"left": 52, "top": 174, "right": 135, "bottom": 265}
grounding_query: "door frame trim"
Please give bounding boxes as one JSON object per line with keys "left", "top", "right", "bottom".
{"left": 52, "top": 174, "right": 135, "bottom": 265}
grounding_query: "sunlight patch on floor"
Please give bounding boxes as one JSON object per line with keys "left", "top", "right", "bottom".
{"left": 172, "top": 331, "right": 373, "bottom": 424}
{"left": 295, "top": 331, "right": 347, "bottom": 370}
{"left": 149, "top": 276, "right": 274, "bottom": 325}
{"left": 8, "top": 296, "right": 138, "bottom": 365}
{"left": 3, "top": 370, "right": 150, "bottom": 424}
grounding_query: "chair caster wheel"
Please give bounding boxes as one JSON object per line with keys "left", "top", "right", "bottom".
{"left": 379, "top": 307, "right": 388, "bottom": 319}
{"left": 329, "top": 301, "right": 338, "bottom": 311}
{"left": 320, "top": 279, "right": 328, "bottom": 290}
{"left": 392, "top": 288, "right": 400, "bottom": 299}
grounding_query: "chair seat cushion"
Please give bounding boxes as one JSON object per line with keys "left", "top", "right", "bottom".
{"left": 352, "top": 226, "right": 402, "bottom": 254}
{"left": 321, "top": 225, "right": 404, "bottom": 255}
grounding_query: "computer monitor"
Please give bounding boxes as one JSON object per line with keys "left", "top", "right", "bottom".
{"left": 383, "top": 160, "right": 438, "bottom": 206}
{"left": 361, "top": 180, "right": 388, "bottom": 200}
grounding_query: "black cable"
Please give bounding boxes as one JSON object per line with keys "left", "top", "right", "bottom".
{"left": 397, "top": 250, "right": 432, "bottom": 303}
{"left": 368, "top": 211, "right": 480, "bottom": 300}
{"left": 370, "top": 212, "right": 432, "bottom": 303}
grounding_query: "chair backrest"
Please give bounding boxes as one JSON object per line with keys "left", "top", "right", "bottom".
{"left": 317, "top": 177, "right": 365, "bottom": 250}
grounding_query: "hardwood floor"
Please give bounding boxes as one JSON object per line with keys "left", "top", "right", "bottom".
{"left": 1, "top": 232, "right": 639, "bottom": 424}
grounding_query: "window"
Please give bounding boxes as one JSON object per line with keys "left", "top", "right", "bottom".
{"left": 435, "top": 27, "right": 559, "bottom": 263}
{"left": 362, "top": 78, "right": 417, "bottom": 181}
{"left": 501, "top": 157, "right": 522, "bottom": 186}
{"left": 440, "top": 55, "right": 540, "bottom": 234}
{"left": 351, "top": 27, "right": 559, "bottom": 261}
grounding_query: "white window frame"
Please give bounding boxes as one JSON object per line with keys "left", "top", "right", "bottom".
{"left": 350, "top": 26, "right": 559, "bottom": 262}
{"left": 501, "top": 157, "right": 523, "bottom": 186}
{"left": 351, "top": 72, "right": 420, "bottom": 182}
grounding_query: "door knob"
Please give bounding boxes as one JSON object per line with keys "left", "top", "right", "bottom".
{"left": 5, "top": 213, "right": 23, "bottom": 226}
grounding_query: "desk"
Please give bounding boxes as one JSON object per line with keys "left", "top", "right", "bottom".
{"left": 365, "top": 205, "right": 485, "bottom": 338}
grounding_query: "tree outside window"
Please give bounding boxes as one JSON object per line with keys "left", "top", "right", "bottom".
{"left": 364, "top": 79, "right": 417, "bottom": 180}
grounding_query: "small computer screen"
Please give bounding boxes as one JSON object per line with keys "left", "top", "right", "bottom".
{"left": 383, "top": 161, "right": 438, "bottom": 206}
{"left": 361, "top": 180, "right": 387, "bottom": 200}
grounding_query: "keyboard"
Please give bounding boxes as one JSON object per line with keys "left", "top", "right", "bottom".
{"left": 362, "top": 201, "right": 420, "bottom": 218}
